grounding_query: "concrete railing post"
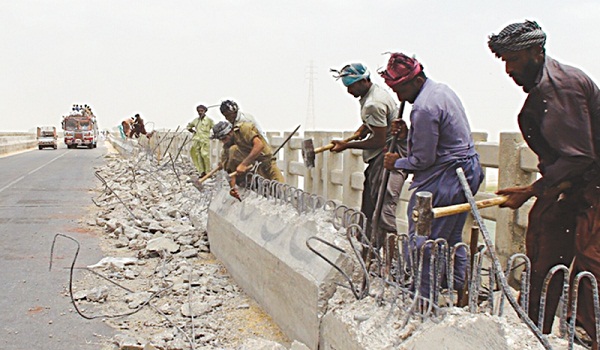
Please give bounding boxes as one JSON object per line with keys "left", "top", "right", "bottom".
{"left": 323, "top": 132, "right": 344, "bottom": 203}
{"left": 461, "top": 132, "right": 488, "bottom": 245}
{"left": 495, "top": 132, "right": 536, "bottom": 264}
{"left": 341, "top": 131, "right": 363, "bottom": 209}
{"left": 280, "top": 131, "right": 300, "bottom": 188}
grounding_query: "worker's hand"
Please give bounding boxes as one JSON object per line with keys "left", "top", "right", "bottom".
{"left": 495, "top": 185, "right": 535, "bottom": 209}
{"left": 391, "top": 119, "right": 408, "bottom": 139}
{"left": 229, "top": 187, "right": 242, "bottom": 201}
{"left": 187, "top": 128, "right": 195, "bottom": 134}
{"left": 236, "top": 163, "right": 251, "bottom": 174}
{"left": 383, "top": 152, "right": 400, "bottom": 170}
{"left": 330, "top": 140, "right": 347, "bottom": 153}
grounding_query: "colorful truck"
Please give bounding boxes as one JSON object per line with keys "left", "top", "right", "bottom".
{"left": 61, "top": 104, "right": 99, "bottom": 149}
{"left": 37, "top": 126, "right": 58, "bottom": 150}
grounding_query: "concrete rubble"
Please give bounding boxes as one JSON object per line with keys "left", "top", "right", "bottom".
{"left": 71, "top": 151, "right": 295, "bottom": 349}
{"left": 65, "top": 143, "right": 587, "bottom": 350}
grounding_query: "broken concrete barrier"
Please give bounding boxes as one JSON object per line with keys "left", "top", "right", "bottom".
{"left": 207, "top": 187, "right": 352, "bottom": 349}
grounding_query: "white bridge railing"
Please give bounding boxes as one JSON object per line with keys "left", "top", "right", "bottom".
{"left": 139, "top": 130, "right": 539, "bottom": 264}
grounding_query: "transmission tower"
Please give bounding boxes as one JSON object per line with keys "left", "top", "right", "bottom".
{"left": 305, "top": 61, "right": 317, "bottom": 131}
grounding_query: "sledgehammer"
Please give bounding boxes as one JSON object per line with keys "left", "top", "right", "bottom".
{"left": 191, "top": 165, "right": 223, "bottom": 191}
{"left": 301, "top": 134, "right": 362, "bottom": 168}
{"left": 412, "top": 181, "right": 571, "bottom": 236}
{"left": 412, "top": 192, "right": 508, "bottom": 236}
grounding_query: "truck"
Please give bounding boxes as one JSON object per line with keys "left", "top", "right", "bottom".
{"left": 37, "top": 126, "right": 58, "bottom": 150}
{"left": 61, "top": 104, "right": 99, "bottom": 149}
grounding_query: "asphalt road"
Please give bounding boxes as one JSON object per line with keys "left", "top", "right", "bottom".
{"left": 0, "top": 141, "right": 115, "bottom": 349}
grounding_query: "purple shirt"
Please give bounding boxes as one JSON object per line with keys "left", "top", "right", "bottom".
{"left": 519, "top": 56, "right": 600, "bottom": 194}
{"left": 394, "top": 79, "right": 476, "bottom": 189}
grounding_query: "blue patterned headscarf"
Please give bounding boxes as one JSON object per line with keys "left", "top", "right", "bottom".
{"left": 331, "top": 63, "right": 370, "bottom": 87}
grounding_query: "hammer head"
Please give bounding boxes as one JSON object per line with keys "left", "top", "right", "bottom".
{"left": 412, "top": 191, "right": 433, "bottom": 236}
{"left": 301, "top": 139, "right": 316, "bottom": 168}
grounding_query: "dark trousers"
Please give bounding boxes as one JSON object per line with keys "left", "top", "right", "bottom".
{"left": 361, "top": 152, "right": 405, "bottom": 248}
{"left": 572, "top": 176, "right": 600, "bottom": 349}
{"left": 525, "top": 191, "right": 577, "bottom": 333}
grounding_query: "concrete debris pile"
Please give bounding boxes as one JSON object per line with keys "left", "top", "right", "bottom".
{"left": 321, "top": 282, "right": 584, "bottom": 349}
{"left": 72, "top": 151, "right": 300, "bottom": 350}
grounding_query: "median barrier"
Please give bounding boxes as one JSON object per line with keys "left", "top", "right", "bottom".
{"left": 0, "top": 133, "right": 37, "bottom": 156}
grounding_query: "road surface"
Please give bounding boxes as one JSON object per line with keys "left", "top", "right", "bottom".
{"left": 0, "top": 141, "right": 115, "bottom": 349}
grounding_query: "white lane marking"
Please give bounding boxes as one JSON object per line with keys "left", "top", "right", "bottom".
{"left": 0, "top": 152, "right": 68, "bottom": 194}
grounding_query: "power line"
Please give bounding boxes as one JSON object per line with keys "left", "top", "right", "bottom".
{"left": 305, "top": 60, "right": 317, "bottom": 131}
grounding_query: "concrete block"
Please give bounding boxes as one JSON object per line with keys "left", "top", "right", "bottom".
{"left": 207, "top": 188, "right": 352, "bottom": 350}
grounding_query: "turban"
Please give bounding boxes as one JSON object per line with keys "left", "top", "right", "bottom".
{"left": 379, "top": 53, "right": 423, "bottom": 88}
{"left": 488, "top": 20, "right": 546, "bottom": 58}
{"left": 331, "top": 63, "right": 370, "bottom": 87}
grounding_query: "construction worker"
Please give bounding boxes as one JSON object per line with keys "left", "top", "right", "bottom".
{"left": 211, "top": 120, "right": 284, "bottom": 199}
{"left": 187, "top": 105, "right": 215, "bottom": 177}
{"left": 219, "top": 100, "right": 266, "bottom": 137}
{"left": 381, "top": 53, "right": 484, "bottom": 298}
{"left": 489, "top": 20, "right": 600, "bottom": 348}
{"left": 330, "top": 62, "right": 407, "bottom": 250}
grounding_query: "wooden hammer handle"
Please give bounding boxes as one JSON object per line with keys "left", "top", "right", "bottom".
{"left": 198, "top": 164, "right": 223, "bottom": 184}
{"left": 314, "top": 134, "right": 361, "bottom": 154}
{"left": 432, "top": 180, "right": 571, "bottom": 219}
{"left": 432, "top": 196, "right": 508, "bottom": 218}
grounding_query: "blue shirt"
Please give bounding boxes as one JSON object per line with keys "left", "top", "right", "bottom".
{"left": 394, "top": 79, "right": 476, "bottom": 189}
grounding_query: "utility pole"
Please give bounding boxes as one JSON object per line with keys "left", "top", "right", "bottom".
{"left": 305, "top": 60, "right": 317, "bottom": 131}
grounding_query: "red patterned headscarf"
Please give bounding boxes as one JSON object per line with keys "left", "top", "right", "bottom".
{"left": 379, "top": 53, "right": 423, "bottom": 88}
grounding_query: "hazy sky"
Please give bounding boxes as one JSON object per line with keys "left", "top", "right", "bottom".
{"left": 2, "top": 1, "right": 599, "bottom": 141}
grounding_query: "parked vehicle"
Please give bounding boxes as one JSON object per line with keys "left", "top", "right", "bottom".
{"left": 61, "top": 104, "right": 98, "bottom": 149}
{"left": 37, "top": 126, "right": 58, "bottom": 150}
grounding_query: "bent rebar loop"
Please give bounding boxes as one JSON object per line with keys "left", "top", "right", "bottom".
{"left": 293, "top": 188, "right": 305, "bottom": 214}
{"left": 269, "top": 181, "right": 282, "bottom": 201}
{"left": 448, "top": 241, "right": 470, "bottom": 306}
{"left": 247, "top": 172, "right": 260, "bottom": 191}
{"left": 284, "top": 185, "right": 297, "bottom": 207}
{"left": 470, "top": 246, "right": 487, "bottom": 313}
{"left": 275, "top": 183, "right": 290, "bottom": 204}
{"left": 296, "top": 190, "right": 310, "bottom": 214}
{"left": 304, "top": 193, "right": 326, "bottom": 212}
{"left": 306, "top": 235, "right": 363, "bottom": 300}
{"left": 347, "top": 210, "right": 379, "bottom": 263}
{"left": 260, "top": 179, "right": 273, "bottom": 199}
{"left": 431, "top": 238, "right": 450, "bottom": 307}
{"left": 94, "top": 170, "right": 138, "bottom": 220}
{"left": 500, "top": 253, "right": 532, "bottom": 316}
{"left": 413, "top": 239, "right": 439, "bottom": 317}
{"left": 538, "top": 264, "right": 570, "bottom": 337}
{"left": 345, "top": 223, "right": 370, "bottom": 299}
{"left": 301, "top": 192, "right": 314, "bottom": 214}
{"left": 332, "top": 204, "right": 349, "bottom": 230}
{"left": 49, "top": 234, "right": 174, "bottom": 321}
{"left": 394, "top": 233, "right": 413, "bottom": 290}
{"left": 323, "top": 200, "right": 338, "bottom": 213}
{"left": 568, "top": 271, "right": 600, "bottom": 349}
{"left": 269, "top": 181, "right": 284, "bottom": 203}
